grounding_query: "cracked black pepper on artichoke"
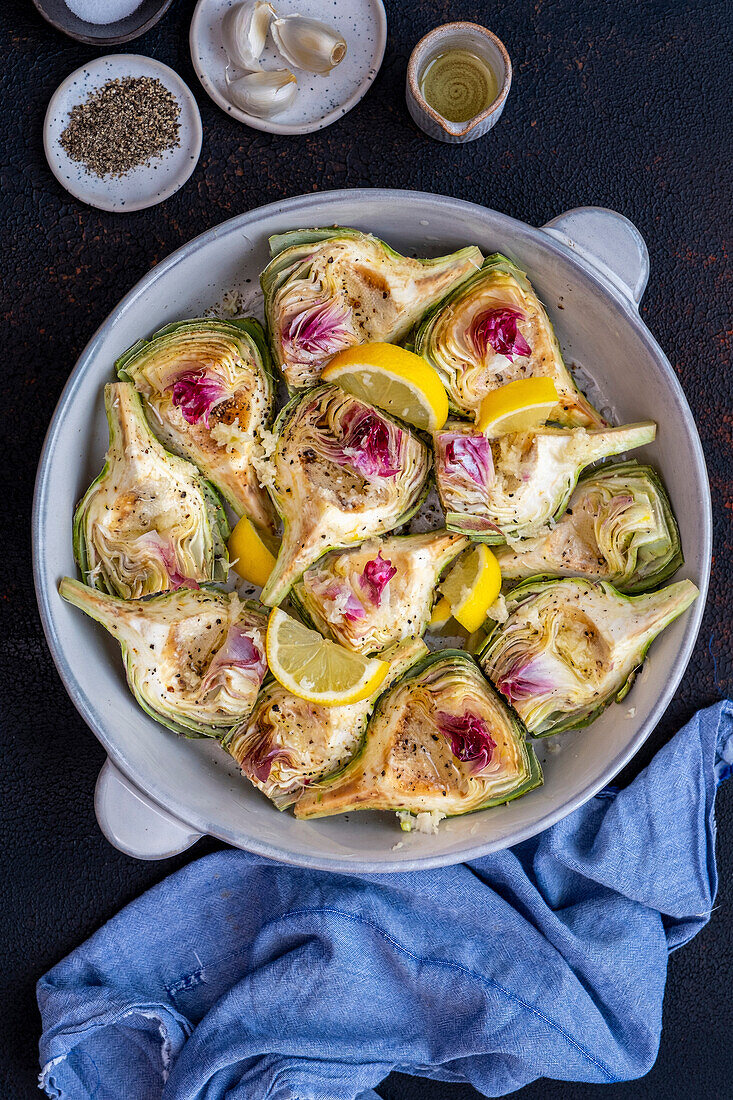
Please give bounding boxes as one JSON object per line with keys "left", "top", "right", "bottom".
{"left": 59, "top": 76, "right": 181, "bottom": 178}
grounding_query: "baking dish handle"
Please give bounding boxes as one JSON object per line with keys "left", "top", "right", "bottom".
{"left": 541, "top": 207, "right": 649, "bottom": 307}
{"left": 94, "top": 758, "right": 204, "bottom": 860}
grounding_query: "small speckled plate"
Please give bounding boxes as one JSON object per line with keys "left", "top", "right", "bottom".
{"left": 43, "top": 55, "right": 203, "bottom": 213}
{"left": 190, "top": 0, "right": 386, "bottom": 134}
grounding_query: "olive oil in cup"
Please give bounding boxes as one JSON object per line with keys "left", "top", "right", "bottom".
{"left": 420, "top": 49, "right": 498, "bottom": 124}
{"left": 406, "top": 23, "right": 512, "bottom": 143}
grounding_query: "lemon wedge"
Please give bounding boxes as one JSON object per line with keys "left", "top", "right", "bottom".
{"left": 477, "top": 377, "right": 559, "bottom": 435}
{"left": 429, "top": 596, "right": 453, "bottom": 628}
{"left": 228, "top": 517, "right": 279, "bottom": 588}
{"left": 321, "top": 343, "right": 449, "bottom": 431}
{"left": 266, "top": 608, "right": 389, "bottom": 706}
{"left": 439, "top": 544, "right": 502, "bottom": 634}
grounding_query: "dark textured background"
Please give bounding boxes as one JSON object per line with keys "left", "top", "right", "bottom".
{"left": 2, "top": 0, "right": 731, "bottom": 1096}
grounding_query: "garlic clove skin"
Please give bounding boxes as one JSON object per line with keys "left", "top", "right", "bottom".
{"left": 271, "top": 14, "right": 347, "bottom": 75}
{"left": 221, "top": 1, "right": 276, "bottom": 72}
{"left": 225, "top": 69, "right": 299, "bottom": 118}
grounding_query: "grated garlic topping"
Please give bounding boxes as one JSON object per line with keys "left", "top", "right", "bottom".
{"left": 210, "top": 420, "right": 253, "bottom": 455}
{"left": 396, "top": 809, "right": 447, "bottom": 834}
{"left": 486, "top": 593, "right": 509, "bottom": 623}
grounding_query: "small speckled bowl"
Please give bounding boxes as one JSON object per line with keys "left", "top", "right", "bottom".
{"left": 406, "top": 22, "right": 512, "bottom": 143}
{"left": 32, "top": 0, "right": 174, "bottom": 45}
{"left": 189, "top": 0, "right": 387, "bottom": 135}
{"left": 43, "top": 54, "right": 202, "bottom": 213}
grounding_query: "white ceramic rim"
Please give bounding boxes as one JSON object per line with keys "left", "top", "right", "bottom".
{"left": 189, "top": 0, "right": 387, "bottom": 135}
{"left": 32, "top": 189, "right": 712, "bottom": 871}
{"left": 43, "top": 55, "right": 203, "bottom": 213}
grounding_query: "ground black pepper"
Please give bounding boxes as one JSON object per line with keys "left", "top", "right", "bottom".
{"left": 59, "top": 76, "right": 181, "bottom": 178}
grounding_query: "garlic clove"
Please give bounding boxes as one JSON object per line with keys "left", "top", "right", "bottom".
{"left": 270, "top": 14, "right": 347, "bottom": 75}
{"left": 221, "top": 1, "right": 276, "bottom": 72}
{"left": 225, "top": 68, "right": 298, "bottom": 118}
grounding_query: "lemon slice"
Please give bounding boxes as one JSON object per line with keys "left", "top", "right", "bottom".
{"left": 321, "top": 343, "right": 449, "bottom": 431}
{"left": 266, "top": 607, "right": 388, "bottom": 706}
{"left": 439, "top": 545, "right": 502, "bottom": 634}
{"left": 228, "top": 517, "right": 279, "bottom": 588}
{"left": 477, "top": 378, "right": 559, "bottom": 435}
{"left": 429, "top": 596, "right": 453, "bottom": 627}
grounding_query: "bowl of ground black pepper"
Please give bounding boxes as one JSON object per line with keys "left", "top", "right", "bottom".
{"left": 33, "top": 1, "right": 175, "bottom": 46}
{"left": 43, "top": 54, "right": 202, "bottom": 212}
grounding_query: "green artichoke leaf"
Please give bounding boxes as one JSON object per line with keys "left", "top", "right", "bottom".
{"left": 223, "top": 637, "right": 429, "bottom": 810}
{"left": 261, "top": 226, "right": 483, "bottom": 389}
{"left": 494, "top": 460, "right": 683, "bottom": 592}
{"left": 413, "top": 254, "right": 604, "bottom": 426}
{"left": 290, "top": 530, "right": 468, "bottom": 655}
{"left": 434, "top": 420, "right": 657, "bottom": 543}
{"left": 295, "top": 649, "right": 542, "bottom": 821}
{"left": 260, "top": 385, "right": 431, "bottom": 607}
{"left": 73, "top": 383, "right": 229, "bottom": 599}
{"left": 116, "top": 317, "right": 277, "bottom": 532}
{"left": 478, "top": 577, "right": 699, "bottom": 737}
{"left": 59, "top": 578, "right": 269, "bottom": 738}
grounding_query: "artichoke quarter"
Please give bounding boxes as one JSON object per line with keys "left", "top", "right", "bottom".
{"left": 434, "top": 420, "right": 657, "bottom": 543}
{"left": 294, "top": 650, "right": 542, "bottom": 822}
{"left": 290, "top": 530, "right": 468, "bottom": 655}
{"left": 493, "top": 460, "right": 683, "bottom": 593}
{"left": 261, "top": 226, "right": 483, "bottom": 389}
{"left": 224, "top": 638, "right": 429, "bottom": 810}
{"left": 73, "top": 382, "right": 229, "bottom": 599}
{"left": 116, "top": 318, "right": 277, "bottom": 532}
{"left": 260, "top": 385, "right": 431, "bottom": 607}
{"left": 478, "top": 577, "right": 699, "bottom": 737}
{"left": 413, "top": 253, "right": 604, "bottom": 427}
{"left": 59, "top": 578, "right": 268, "bottom": 738}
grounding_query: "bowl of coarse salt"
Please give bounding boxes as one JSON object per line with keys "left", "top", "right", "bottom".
{"left": 33, "top": 0, "right": 175, "bottom": 45}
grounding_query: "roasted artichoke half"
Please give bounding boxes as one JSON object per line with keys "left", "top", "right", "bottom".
{"left": 261, "top": 226, "right": 483, "bottom": 389}
{"left": 478, "top": 577, "right": 698, "bottom": 737}
{"left": 73, "top": 383, "right": 229, "bottom": 599}
{"left": 59, "top": 578, "right": 268, "bottom": 737}
{"left": 494, "top": 460, "right": 683, "bottom": 592}
{"left": 434, "top": 420, "right": 657, "bottom": 542}
{"left": 116, "top": 318, "right": 276, "bottom": 532}
{"left": 295, "top": 650, "right": 542, "bottom": 821}
{"left": 260, "top": 385, "right": 431, "bottom": 606}
{"left": 224, "top": 638, "right": 428, "bottom": 810}
{"left": 413, "top": 254, "right": 604, "bottom": 426}
{"left": 290, "top": 530, "right": 468, "bottom": 655}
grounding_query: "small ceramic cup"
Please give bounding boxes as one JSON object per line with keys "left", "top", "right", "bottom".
{"left": 406, "top": 22, "right": 512, "bottom": 143}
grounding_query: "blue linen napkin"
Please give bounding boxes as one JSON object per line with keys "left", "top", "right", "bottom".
{"left": 38, "top": 701, "right": 732, "bottom": 1100}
